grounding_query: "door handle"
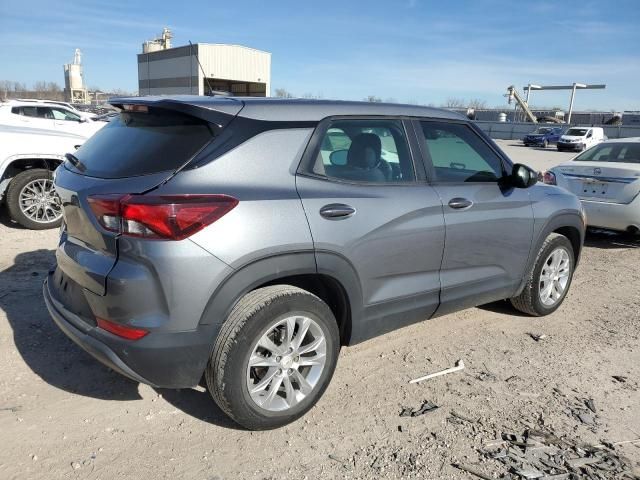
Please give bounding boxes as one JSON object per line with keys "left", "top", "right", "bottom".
{"left": 448, "top": 197, "right": 473, "bottom": 209}
{"left": 320, "top": 203, "right": 356, "bottom": 219}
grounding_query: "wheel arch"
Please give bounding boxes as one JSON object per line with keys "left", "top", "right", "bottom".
{"left": 516, "top": 211, "right": 585, "bottom": 296}
{"left": 198, "top": 251, "right": 361, "bottom": 346}
{"left": 0, "top": 155, "right": 64, "bottom": 198}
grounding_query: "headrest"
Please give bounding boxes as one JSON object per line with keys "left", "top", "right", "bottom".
{"left": 347, "top": 133, "right": 381, "bottom": 169}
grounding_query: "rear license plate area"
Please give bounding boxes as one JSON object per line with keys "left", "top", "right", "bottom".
{"left": 581, "top": 181, "right": 608, "bottom": 198}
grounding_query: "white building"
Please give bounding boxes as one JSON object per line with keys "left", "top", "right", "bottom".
{"left": 137, "top": 43, "right": 271, "bottom": 97}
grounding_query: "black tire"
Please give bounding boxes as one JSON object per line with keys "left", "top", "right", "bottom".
{"left": 510, "top": 233, "right": 575, "bottom": 316}
{"left": 206, "top": 285, "right": 340, "bottom": 430}
{"left": 6, "top": 169, "right": 62, "bottom": 230}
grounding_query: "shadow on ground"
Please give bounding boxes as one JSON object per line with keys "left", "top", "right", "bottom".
{"left": 1, "top": 248, "right": 242, "bottom": 429}
{"left": 0, "top": 209, "right": 24, "bottom": 230}
{"left": 478, "top": 299, "right": 529, "bottom": 317}
{"left": 585, "top": 229, "right": 640, "bottom": 249}
{"left": 156, "top": 388, "right": 243, "bottom": 429}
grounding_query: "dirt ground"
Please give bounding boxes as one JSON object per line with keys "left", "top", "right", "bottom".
{"left": 1, "top": 141, "right": 639, "bottom": 479}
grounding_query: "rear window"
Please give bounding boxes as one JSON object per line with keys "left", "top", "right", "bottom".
{"left": 574, "top": 142, "right": 640, "bottom": 164}
{"left": 69, "top": 108, "right": 215, "bottom": 178}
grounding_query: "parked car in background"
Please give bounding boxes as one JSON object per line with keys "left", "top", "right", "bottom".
{"left": 557, "top": 127, "right": 605, "bottom": 152}
{"left": 15, "top": 98, "right": 98, "bottom": 120}
{"left": 545, "top": 138, "right": 640, "bottom": 234}
{"left": 0, "top": 125, "right": 86, "bottom": 229}
{"left": 0, "top": 100, "right": 106, "bottom": 137}
{"left": 45, "top": 97, "right": 585, "bottom": 430}
{"left": 522, "top": 126, "right": 565, "bottom": 148}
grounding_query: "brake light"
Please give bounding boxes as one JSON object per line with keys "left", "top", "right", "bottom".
{"left": 97, "top": 317, "right": 148, "bottom": 340}
{"left": 543, "top": 171, "right": 557, "bottom": 185}
{"left": 88, "top": 194, "right": 238, "bottom": 240}
{"left": 122, "top": 104, "right": 148, "bottom": 113}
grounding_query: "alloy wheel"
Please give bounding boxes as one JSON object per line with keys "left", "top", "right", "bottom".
{"left": 18, "top": 179, "right": 62, "bottom": 224}
{"left": 539, "top": 247, "right": 571, "bottom": 306}
{"left": 246, "top": 315, "right": 327, "bottom": 412}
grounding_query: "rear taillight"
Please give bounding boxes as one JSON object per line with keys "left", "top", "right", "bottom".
{"left": 88, "top": 194, "right": 238, "bottom": 240}
{"left": 97, "top": 317, "right": 148, "bottom": 340}
{"left": 543, "top": 171, "right": 557, "bottom": 185}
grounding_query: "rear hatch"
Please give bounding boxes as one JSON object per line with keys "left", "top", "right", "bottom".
{"left": 556, "top": 161, "right": 640, "bottom": 203}
{"left": 54, "top": 97, "right": 243, "bottom": 296}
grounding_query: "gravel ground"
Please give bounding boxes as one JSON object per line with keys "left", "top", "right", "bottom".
{"left": 1, "top": 143, "right": 639, "bottom": 479}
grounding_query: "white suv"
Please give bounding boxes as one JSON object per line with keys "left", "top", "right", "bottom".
{"left": 0, "top": 100, "right": 106, "bottom": 137}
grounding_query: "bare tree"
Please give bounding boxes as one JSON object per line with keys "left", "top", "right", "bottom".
{"left": 0, "top": 80, "right": 13, "bottom": 99}
{"left": 467, "top": 98, "right": 487, "bottom": 109}
{"left": 442, "top": 98, "right": 466, "bottom": 108}
{"left": 274, "top": 88, "right": 294, "bottom": 98}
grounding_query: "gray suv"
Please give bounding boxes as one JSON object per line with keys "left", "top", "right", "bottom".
{"left": 44, "top": 97, "right": 585, "bottom": 430}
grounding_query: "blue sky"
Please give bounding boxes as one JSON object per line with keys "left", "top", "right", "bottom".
{"left": 1, "top": 0, "right": 639, "bottom": 110}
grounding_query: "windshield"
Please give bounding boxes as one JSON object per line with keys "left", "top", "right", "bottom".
{"left": 574, "top": 142, "right": 640, "bottom": 164}
{"left": 69, "top": 108, "right": 215, "bottom": 178}
{"left": 566, "top": 128, "right": 588, "bottom": 136}
{"left": 533, "top": 127, "right": 551, "bottom": 134}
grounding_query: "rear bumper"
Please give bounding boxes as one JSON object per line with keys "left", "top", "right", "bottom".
{"left": 581, "top": 197, "right": 640, "bottom": 232}
{"left": 44, "top": 274, "right": 217, "bottom": 388}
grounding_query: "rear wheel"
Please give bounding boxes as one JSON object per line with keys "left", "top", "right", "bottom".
{"left": 510, "top": 234, "right": 574, "bottom": 316}
{"left": 6, "top": 169, "right": 62, "bottom": 230}
{"left": 206, "top": 285, "right": 340, "bottom": 430}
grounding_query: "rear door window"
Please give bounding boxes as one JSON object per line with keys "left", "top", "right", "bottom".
{"left": 310, "top": 119, "right": 415, "bottom": 183}
{"left": 70, "top": 108, "right": 215, "bottom": 178}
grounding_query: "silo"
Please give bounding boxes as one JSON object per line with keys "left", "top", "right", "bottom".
{"left": 64, "top": 63, "right": 83, "bottom": 91}
{"left": 63, "top": 49, "right": 87, "bottom": 103}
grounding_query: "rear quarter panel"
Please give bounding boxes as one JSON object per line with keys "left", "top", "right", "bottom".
{"left": 155, "top": 128, "right": 316, "bottom": 268}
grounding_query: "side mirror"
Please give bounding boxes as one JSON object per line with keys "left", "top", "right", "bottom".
{"left": 510, "top": 163, "right": 538, "bottom": 188}
{"left": 329, "top": 149, "right": 348, "bottom": 166}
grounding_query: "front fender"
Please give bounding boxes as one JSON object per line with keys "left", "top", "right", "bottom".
{"left": 515, "top": 208, "right": 585, "bottom": 295}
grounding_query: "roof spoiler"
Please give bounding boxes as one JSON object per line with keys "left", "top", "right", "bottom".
{"left": 108, "top": 96, "right": 245, "bottom": 129}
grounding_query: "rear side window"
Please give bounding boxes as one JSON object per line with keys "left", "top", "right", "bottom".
{"left": 310, "top": 119, "right": 415, "bottom": 183}
{"left": 12, "top": 106, "right": 44, "bottom": 117}
{"left": 420, "top": 121, "right": 504, "bottom": 183}
{"left": 71, "top": 108, "right": 215, "bottom": 178}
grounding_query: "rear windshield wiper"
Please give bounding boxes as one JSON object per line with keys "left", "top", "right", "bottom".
{"left": 65, "top": 152, "right": 86, "bottom": 173}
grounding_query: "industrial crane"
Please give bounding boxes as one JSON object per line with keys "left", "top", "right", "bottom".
{"left": 507, "top": 86, "right": 537, "bottom": 123}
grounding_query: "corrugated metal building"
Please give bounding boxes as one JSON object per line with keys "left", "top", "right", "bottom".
{"left": 137, "top": 43, "right": 271, "bottom": 97}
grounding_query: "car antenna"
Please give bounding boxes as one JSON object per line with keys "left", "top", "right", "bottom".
{"left": 189, "top": 41, "right": 214, "bottom": 96}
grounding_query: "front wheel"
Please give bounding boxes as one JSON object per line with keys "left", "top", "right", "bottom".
{"left": 510, "top": 234, "right": 575, "bottom": 316}
{"left": 206, "top": 285, "right": 340, "bottom": 430}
